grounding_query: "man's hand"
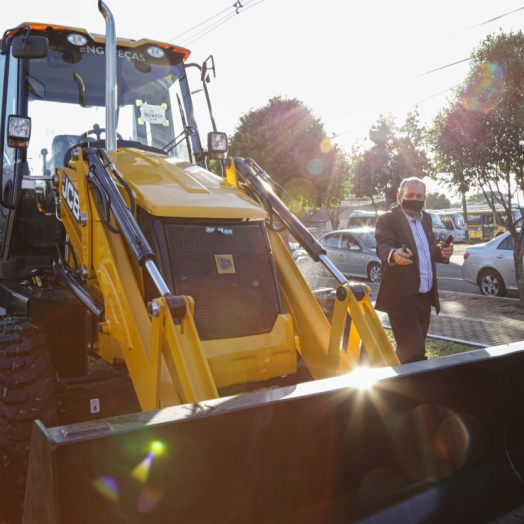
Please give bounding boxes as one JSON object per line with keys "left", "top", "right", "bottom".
{"left": 440, "top": 241, "right": 454, "bottom": 260}
{"left": 393, "top": 247, "right": 413, "bottom": 265}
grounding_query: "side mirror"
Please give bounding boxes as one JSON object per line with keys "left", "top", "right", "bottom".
{"left": 208, "top": 132, "right": 227, "bottom": 160}
{"left": 12, "top": 35, "right": 48, "bottom": 59}
{"left": 7, "top": 115, "right": 31, "bottom": 148}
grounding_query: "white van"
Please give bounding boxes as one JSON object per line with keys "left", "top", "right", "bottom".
{"left": 347, "top": 210, "right": 384, "bottom": 228}
{"left": 437, "top": 211, "right": 466, "bottom": 243}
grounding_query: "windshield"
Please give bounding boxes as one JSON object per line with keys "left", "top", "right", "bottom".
{"left": 358, "top": 231, "right": 377, "bottom": 249}
{"left": 429, "top": 212, "right": 444, "bottom": 228}
{"left": 25, "top": 37, "right": 196, "bottom": 176}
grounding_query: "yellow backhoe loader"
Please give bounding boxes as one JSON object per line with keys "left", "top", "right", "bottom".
{"left": 0, "top": 2, "right": 523, "bottom": 523}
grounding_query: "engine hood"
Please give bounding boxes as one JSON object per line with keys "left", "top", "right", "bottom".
{"left": 110, "top": 148, "right": 267, "bottom": 220}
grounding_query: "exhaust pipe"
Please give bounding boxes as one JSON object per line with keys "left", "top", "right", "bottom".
{"left": 98, "top": 1, "right": 117, "bottom": 152}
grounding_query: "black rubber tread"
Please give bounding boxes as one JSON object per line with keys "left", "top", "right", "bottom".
{"left": 0, "top": 317, "right": 58, "bottom": 524}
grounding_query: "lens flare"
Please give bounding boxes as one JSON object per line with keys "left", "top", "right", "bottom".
{"left": 132, "top": 452, "right": 155, "bottom": 484}
{"left": 320, "top": 138, "right": 332, "bottom": 153}
{"left": 461, "top": 62, "right": 505, "bottom": 113}
{"left": 137, "top": 486, "right": 165, "bottom": 514}
{"left": 149, "top": 440, "right": 165, "bottom": 456}
{"left": 392, "top": 405, "right": 470, "bottom": 481}
{"left": 92, "top": 475, "right": 120, "bottom": 502}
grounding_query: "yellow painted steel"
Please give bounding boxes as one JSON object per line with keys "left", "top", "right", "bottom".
{"left": 58, "top": 144, "right": 397, "bottom": 412}
{"left": 330, "top": 283, "right": 400, "bottom": 368}
{"left": 202, "top": 313, "right": 297, "bottom": 388}
{"left": 59, "top": 149, "right": 218, "bottom": 410}
{"left": 225, "top": 157, "right": 240, "bottom": 187}
{"left": 269, "top": 230, "right": 399, "bottom": 376}
{"left": 111, "top": 148, "right": 265, "bottom": 219}
{"left": 268, "top": 229, "right": 352, "bottom": 378}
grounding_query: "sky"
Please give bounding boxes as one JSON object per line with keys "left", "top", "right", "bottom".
{"left": 3, "top": 0, "right": 524, "bottom": 178}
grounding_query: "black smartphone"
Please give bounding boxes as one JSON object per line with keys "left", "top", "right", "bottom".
{"left": 444, "top": 235, "right": 454, "bottom": 246}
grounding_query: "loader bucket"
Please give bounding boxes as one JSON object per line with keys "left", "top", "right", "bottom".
{"left": 24, "top": 344, "right": 524, "bottom": 524}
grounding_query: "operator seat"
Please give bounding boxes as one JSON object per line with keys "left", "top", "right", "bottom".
{"left": 51, "top": 134, "right": 81, "bottom": 172}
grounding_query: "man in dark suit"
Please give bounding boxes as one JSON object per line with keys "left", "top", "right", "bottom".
{"left": 375, "top": 177, "right": 453, "bottom": 364}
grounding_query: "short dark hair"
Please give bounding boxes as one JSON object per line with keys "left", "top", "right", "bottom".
{"left": 398, "top": 177, "right": 426, "bottom": 195}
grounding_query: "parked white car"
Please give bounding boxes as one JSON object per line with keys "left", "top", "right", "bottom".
{"left": 462, "top": 231, "right": 521, "bottom": 296}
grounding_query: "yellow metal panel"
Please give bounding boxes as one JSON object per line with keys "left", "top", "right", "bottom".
{"left": 268, "top": 230, "right": 350, "bottom": 378}
{"left": 110, "top": 149, "right": 266, "bottom": 219}
{"left": 203, "top": 313, "right": 297, "bottom": 388}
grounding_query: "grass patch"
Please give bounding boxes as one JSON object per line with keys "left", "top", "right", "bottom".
{"left": 384, "top": 329, "right": 480, "bottom": 359}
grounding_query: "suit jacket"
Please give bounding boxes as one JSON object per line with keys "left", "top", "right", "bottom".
{"left": 375, "top": 205, "right": 447, "bottom": 317}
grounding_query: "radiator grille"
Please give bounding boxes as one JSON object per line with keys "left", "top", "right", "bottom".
{"left": 164, "top": 222, "right": 280, "bottom": 340}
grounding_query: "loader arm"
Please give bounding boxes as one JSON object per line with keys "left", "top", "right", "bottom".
{"left": 227, "top": 157, "right": 400, "bottom": 372}
{"left": 57, "top": 146, "right": 218, "bottom": 409}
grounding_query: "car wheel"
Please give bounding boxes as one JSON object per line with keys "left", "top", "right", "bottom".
{"left": 368, "top": 262, "right": 381, "bottom": 284}
{"left": 479, "top": 269, "right": 507, "bottom": 297}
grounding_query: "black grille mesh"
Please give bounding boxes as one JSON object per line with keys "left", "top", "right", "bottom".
{"left": 164, "top": 222, "right": 280, "bottom": 340}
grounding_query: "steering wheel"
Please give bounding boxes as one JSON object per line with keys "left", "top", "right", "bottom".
{"left": 81, "top": 124, "right": 123, "bottom": 141}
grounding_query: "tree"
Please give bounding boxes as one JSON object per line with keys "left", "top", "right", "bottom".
{"left": 351, "top": 112, "right": 431, "bottom": 207}
{"left": 426, "top": 192, "right": 451, "bottom": 209}
{"left": 228, "top": 96, "right": 351, "bottom": 229}
{"left": 431, "top": 31, "right": 524, "bottom": 305}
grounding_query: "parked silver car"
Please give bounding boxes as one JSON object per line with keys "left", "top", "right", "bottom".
{"left": 318, "top": 228, "right": 381, "bottom": 283}
{"left": 462, "top": 231, "right": 520, "bottom": 296}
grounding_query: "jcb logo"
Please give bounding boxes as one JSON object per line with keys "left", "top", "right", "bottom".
{"left": 215, "top": 254, "right": 235, "bottom": 274}
{"left": 61, "top": 175, "right": 80, "bottom": 222}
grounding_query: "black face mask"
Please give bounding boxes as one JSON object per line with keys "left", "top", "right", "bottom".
{"left": 400, "top": 199, "right": 425, "bottom": 216}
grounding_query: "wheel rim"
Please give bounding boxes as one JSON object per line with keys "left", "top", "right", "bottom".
{"left": 369, "top": 265, "right": 381, "bottom": 283}
{"left": 481, "top": 274, "right": 500, "bottom": 296}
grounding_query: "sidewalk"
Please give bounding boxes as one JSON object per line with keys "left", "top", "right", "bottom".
{"left": 303, "top": 261, "right": 524, "bottom": 348}
{"left": 368, "top": 283, "right": 524, "bottom": 347}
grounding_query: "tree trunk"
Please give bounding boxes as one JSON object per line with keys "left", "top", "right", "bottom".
{"left": 461, "top": 192, "right": 469, "bottom": 243}
{"left": 329, "top": 209, "right": 340, "bottom": 231}
{"left": 515, "top": 247, "right": 524, "bottom": 308}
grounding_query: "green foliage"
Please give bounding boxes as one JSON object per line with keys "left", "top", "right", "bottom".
{"left": 351, "top": 111, "right": 431, "bottom": 207}
{"left": 228, "top": 96, "right": 350, "bottom": 214}
{"left": 431, "top": 30, "right": 524, "bottom": 303}
{"left": 426, "top": 192, "right": 451, "bottom": 209}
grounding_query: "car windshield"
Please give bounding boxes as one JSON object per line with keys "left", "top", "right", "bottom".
{"left": 356, "top": 231, "right": 376, "bottom": 249}
{"left": 25, "top": 35, "right": 193, "bottom": 176}
{"left": 429, "top": 213, "right": 444, "bottom": 227}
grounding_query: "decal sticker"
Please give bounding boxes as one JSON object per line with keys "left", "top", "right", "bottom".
{"left": 206, "top": 227, "right": 233, "bottom": 235}
{"left": 80, "top": 46, "right": 146, "bottom": 62}
{"left": 61, "top": 174, "right": 80, "bottom": 222}
{"left": 215, "top": 254, "right": 235, "bottom": 274}
{"left": 139, "top": 104, "right": 166, "bottom": 125}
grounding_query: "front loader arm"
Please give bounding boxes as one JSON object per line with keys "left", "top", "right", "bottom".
{"left": 56, "top": 146, "right": 218, "bottom": 409}
{"left": 227, "top": 157, "right": 399, "bottom": 372}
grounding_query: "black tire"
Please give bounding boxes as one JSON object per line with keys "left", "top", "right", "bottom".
{"left": 0, "top": 318, "right": 58, "bottom": 524}
{"left": 368, "top": 262, "right": 382, "bottom": 284}
{"left": 479, "top": 269, "right": 507, "bottom": 297}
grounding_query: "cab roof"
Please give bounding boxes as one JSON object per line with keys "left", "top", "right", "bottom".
{"left": 3, "top": 22, "right": 191, "bottom": 61}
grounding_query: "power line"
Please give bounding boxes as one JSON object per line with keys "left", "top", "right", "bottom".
{"left": 170, "top": 0, "right": 264, "bottom": 47}
{"left": 418, "top": 58, "right": 470, "bottom": 77}
{"left": 181, "top": 11, "right": 238, "bottom": 46}
{"left": 168, "top": 6, "right": 232, "bottom": 42}
{"left": 183, "top": 0, "right": 264, "bottom": 46}
{"left": 418, "top": 6, "right": 524, "bottom": 77}
{"left": 452, "top": 5, "right": 524, "bottom": 35}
